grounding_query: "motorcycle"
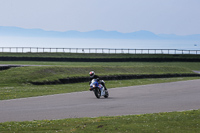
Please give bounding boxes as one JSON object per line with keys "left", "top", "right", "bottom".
{"left": 89, "top": 79, "right": 109, "bottom": 99}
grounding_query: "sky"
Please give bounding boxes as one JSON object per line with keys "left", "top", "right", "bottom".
{"left": 0, "top": 0, "right": 200, "bottom": 36}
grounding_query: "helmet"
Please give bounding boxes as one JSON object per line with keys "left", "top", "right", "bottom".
{"left": 89, "top": 71, "right": 95, "bottom": 76}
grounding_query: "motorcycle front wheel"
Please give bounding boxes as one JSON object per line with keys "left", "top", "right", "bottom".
{"left": 94, "top": 88, "right": 101, "bottom": 99}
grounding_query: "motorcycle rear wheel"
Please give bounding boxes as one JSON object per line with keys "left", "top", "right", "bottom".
{"left": 104, "top": 90, "right": 109, "bottom": 98}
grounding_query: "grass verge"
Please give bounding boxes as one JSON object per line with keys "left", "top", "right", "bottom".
{"left": 1, "top": 109, "right": 200, "bottom": 132}
{"left": 1, "top": 52, "right": 200, "bottom": 58}
{"left": 1, "top": 61, "right": 200, "bottom": 71}
{"left": 1, "top": 77, "right": 200, "bottom": 100}
{"left": 0, "top": 62, "right": 199, "bottom": 100}
{"left": 0, "top": 65, "right": 195, "bottom": 85}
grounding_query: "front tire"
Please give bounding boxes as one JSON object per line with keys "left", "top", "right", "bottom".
{"left": 94, "top": 88, "right": 101, "bottom": 99}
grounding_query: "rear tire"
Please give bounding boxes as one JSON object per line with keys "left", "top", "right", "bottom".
{"left": 104, "top": 90, "right": 109, "bottom": 98}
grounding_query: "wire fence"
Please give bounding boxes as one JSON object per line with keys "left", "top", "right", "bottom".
{"left": 0, "top": 47, "right": 200, "bottom": 54}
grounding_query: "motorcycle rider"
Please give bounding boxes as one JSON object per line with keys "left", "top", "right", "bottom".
{"left": 89, "top": 71, "right": 107, "bottom": 91}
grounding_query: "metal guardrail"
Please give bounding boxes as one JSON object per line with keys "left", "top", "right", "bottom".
{"left": 0, "top": 47, "right": 200, "bottom": 54}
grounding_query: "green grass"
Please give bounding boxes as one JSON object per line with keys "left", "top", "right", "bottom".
{"left": 1, "top": 109, "right": 200, "bottom": 132}
{"left": 1, "top": 77, "right": 200, "bottom": 100}
{"left": 1, "top": 52, "right": 200, "bottom": 59}
{"left": 0, "top": 65, "right": 195, "bottom": 85}
{"left": 1, "top": 61, "right": 200, "bottom": 71}
{"left": 0, "top": 61, "right": 200, "bottom": 100}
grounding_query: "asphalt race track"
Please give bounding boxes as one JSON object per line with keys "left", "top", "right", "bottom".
{"left": 0, "top": 79, "right": 200, "bottom": 123}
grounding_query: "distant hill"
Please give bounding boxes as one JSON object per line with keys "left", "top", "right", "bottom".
{"left": 0, "top": 26, "right": 200, "bottom": 40}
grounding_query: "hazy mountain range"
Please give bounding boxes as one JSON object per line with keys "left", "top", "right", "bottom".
{"left": 0, "top": 26, "right": 200, "bottom": 40}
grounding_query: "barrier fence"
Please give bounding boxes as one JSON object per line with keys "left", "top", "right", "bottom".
{"left": 0, "top": 47, "right": 200, "bottom": 54}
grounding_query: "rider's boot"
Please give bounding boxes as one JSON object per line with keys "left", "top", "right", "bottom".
{"left": 104, "top": 86, "right": 107, "bottom": 90}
